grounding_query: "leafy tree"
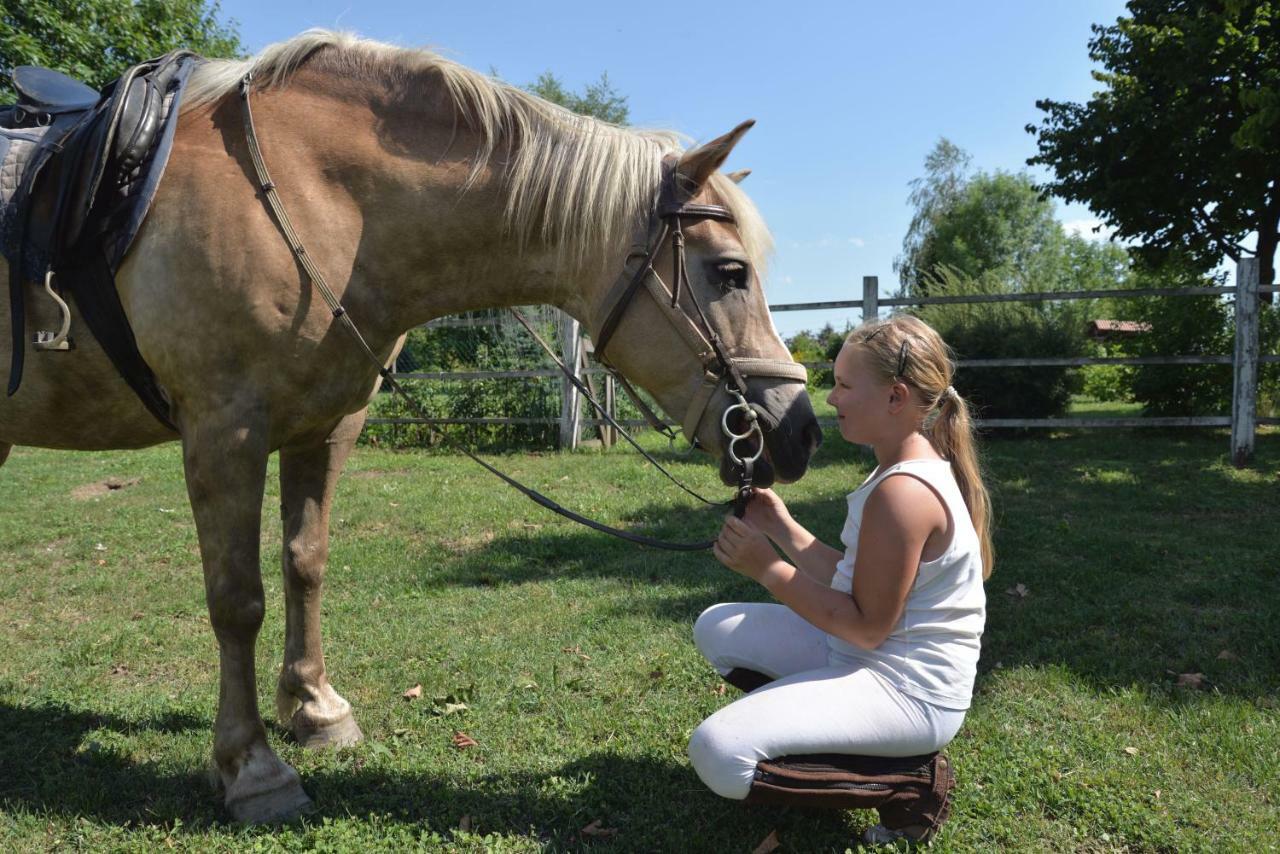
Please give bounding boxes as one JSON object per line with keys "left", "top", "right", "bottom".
{"left": 1106, "top": 256, "right": 1280, "bottom": 416}
{"left": 895, "top": 138, "right": 972, "bottom": 293}
{"left": 1027, "top": 1, "right": 1280, "bottom": 290}
{"left": 920, "top": 170, "right": 1068, "bottom": 292}
{"left": 1, "top": 0, "right": 243, "bottom": 102}
{"left": 524, "top": 70, "right": 629, "bottom": 124}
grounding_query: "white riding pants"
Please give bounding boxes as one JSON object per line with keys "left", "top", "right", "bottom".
{"left": 688, "top": 602, "right": 967, "bottom": 800}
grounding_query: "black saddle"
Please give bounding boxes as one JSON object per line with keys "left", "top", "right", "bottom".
{"left": 2, "top": 51, "right": 196, "bottom": 427}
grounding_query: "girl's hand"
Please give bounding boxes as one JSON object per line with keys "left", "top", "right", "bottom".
{"left": 740, "top": 487, "right": 792, "bottom": 538}
{"left": 714, "top": 516, "right": 788, "bottom": 586}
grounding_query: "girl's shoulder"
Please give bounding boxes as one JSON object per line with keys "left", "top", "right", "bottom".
{"left": 852, "top": 457, "right": 951, "bottom": 494}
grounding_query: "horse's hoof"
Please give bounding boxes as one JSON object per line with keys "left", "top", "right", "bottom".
{"left": 224, "top": 750, "right": 314, "bottom": 824}
{"left": 293, "top": 712, "right": 364, "bottom": 749}
{"left": 228, "top": 781, "right": 315, "bottom": 824}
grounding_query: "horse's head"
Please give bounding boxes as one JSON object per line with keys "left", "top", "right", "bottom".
{"left": 589, "top": 121, "right": 821, "bottom": 487}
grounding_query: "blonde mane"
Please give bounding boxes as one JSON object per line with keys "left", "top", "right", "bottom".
{"left": 182, "top": 29, "right": 772, "bottom": 276}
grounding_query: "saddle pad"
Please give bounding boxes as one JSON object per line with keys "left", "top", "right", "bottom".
{"left": 0, "top": 124, "right": 55, "bottom": 281}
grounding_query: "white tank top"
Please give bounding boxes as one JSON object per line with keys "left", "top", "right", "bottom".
{"left": 828, "top": 458, "right": 986, "bottom": 710}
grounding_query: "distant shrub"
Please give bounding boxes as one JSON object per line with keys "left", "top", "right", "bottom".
{"left": 913, "top": 267, "right": 1084, "bottom": 419}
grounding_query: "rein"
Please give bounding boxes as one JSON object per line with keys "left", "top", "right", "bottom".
{"left": 237, "top": 74, "right": 800, "bottom": 550}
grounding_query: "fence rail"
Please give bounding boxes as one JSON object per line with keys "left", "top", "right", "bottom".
{"left": 373, "top": 261, "right": 1277, "bottom": 465}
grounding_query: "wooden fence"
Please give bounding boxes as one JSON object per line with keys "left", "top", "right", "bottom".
{"left": 369, "top": 259, "right": 1278, "bottom": 466}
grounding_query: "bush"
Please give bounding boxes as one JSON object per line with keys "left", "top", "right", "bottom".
{"left": 913, "top": 268, "right": 1085, "bottom": 419}
{"left": 786, "top": 323, "right": 849, "bottom": 387}
{"left": 364, "top": 310, "right": 564, "bottom": 450}
{"left": 363, "top": 308, "right": 665, "bottom": 451}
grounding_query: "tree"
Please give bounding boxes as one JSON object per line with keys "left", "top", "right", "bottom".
{"left": 1027, "top": 1, "right": 1280, "bottom": 290}
{"left": 895, "top": 138, "right": 972, "bottom": 292}
{"left": 524, "top": 70, "right": 629, "bottom": 124}
{"left": 1, "top": 0, "right": 242, "bottom": 103}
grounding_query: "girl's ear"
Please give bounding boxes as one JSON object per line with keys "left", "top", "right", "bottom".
{"left": 886, "top": 381, "right": 910, "bottom": 414}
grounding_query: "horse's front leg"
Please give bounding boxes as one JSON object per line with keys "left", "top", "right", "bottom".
{"left": 275, "top": 410, "right": 366, "bottom": 748}
{"left": 182, "top": 410, "right": 312, "bottom": 823}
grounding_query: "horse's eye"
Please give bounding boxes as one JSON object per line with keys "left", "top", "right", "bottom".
{"left": 711, "top": 260, "right": 750, "bottom": 292}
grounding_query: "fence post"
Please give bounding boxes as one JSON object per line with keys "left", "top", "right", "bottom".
{"left": 559, "top": 311, "right": 583, "bottom": 450}
{"left": 862, "top": 276, "right": 879, "bottom": 322}
{"left": 1231, "top": 257, "right": 1260, "bottom": 467}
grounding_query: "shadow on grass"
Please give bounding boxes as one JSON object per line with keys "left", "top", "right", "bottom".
{"left": 0, "top": 700, "right": 857, "bottom": 849}
{"left": 0, "top": 701, "right": 214, "bottom": 825}
{"left": 421, "top": 430, "right": 1280, "bottom": 702}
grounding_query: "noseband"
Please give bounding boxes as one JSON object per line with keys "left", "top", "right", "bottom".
{"left": 591, "top": 162, "right": 808, "bottom": 466}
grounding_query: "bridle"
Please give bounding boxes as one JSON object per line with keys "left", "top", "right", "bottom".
{"left": 239, "top": 75, "right": 807, "bottom": 547}
{"left": 591, "top": 160, "right": 808, "bottom": 477}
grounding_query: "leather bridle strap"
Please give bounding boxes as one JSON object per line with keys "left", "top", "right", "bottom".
{"left": 590, "top": 163, "right": 807, "bottom": 447}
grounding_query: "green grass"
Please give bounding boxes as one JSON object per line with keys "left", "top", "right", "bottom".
{"left": 1, "top": 402, "right": 1277, "bottom": 852}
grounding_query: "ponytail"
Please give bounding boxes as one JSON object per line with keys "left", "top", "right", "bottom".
{"left": 927, "top": 388, "right": 994, "bottom": 579}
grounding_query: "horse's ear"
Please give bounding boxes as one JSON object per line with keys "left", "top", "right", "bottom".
{"left": 676, "top": 120, "right": 755, "bottom": 192}
{"left": 726, "top": 168, "right": 751, "bottom": 184}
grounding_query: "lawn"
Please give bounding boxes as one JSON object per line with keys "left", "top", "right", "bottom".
{"left": 0, "top": 400, "right": 1277, "bottom": 852}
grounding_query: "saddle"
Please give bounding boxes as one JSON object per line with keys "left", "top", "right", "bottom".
{"left": 1, "top": 51, "right": 197, "bottom": 428}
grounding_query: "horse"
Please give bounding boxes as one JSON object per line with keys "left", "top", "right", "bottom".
{"left": 0, "top": 30, "right": 821, "bottom": 822}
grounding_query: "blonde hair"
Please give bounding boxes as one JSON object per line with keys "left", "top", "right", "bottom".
{"left": 846, "top": 315, "right": 995, "bottom": 579}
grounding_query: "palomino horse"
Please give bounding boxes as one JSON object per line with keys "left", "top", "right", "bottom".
{"left": 0, "top": 31, "right": 821, "bottom": 822}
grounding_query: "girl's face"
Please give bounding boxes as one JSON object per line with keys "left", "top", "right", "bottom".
{"left": 825, "top": 344, "right": 891, "bottom": 444}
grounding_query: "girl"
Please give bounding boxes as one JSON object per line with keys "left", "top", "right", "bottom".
{"left": 691, "top": 314, "right": 992, "bottom": 845}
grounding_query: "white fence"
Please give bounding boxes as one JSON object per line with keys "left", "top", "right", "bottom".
{"left": 369, "top": 259, "right": 1278, "bottom": 466}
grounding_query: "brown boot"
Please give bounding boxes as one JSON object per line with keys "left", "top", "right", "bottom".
{"left": 744, "top": 752, "right": 954, "bottom": 844}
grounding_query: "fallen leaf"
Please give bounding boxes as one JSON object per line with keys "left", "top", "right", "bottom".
{"left": 436, "top": 701, "right": 469, "bottom": 716}
{"left": 1005, "top": 583, "right": 1029, "bottom": 599}
{"left": 110, "top": 664, "right": 129, "bottom": 676}
{"left": 648, "top": 669, "right": 663, "bottom": 680}
{"left": 403, "top": 684, "right": 423, "bottom": 700}
{"left": 1176, "top": 672, "right": 1206, "bottom": 689}
{"left": 458, "top": 815, "right": 472, "bottom": 831}
{"left": 713, "top": 683, "right": 726, "bottom": 696}
{"left": 130, "top": 612, "right": 144, "bottom": 621}
{"left": 752, "top": 830, "right": 781, "bottom": 854}
{"left": 1123, "top": 746, "right": 1139, "bottom": 756}
{"left": 580, "top": 819, "right": 617, "bottom": 838}
{"left": 95, "top": 543, "right": 107, "bottom": 552}
{"left": 1216, "top": 650, "right": 1238, "bottom": 661}
{"left": 1154, "top": 789, "right": 1161, "bottom": 800}
{"left": 452, "top": 731, "right": 477, "bottom": 749}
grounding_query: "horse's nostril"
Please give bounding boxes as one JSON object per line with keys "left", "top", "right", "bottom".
{"left": 804, "top": 419, "right": 824, "bottom": 452}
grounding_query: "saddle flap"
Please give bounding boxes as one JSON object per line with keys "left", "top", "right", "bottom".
{"left": 12, "top": 67, "right": 99, "bottom": 111}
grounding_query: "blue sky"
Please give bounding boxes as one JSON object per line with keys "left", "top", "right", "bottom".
{"left": 215, "top": 0, "right": 1130, "bottom": 338}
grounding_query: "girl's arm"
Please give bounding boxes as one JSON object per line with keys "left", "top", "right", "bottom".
{"left": 769, "top": 515, "right": 844, "bottom": 585}
{"left": 740, "top": 488, "right": 843, "bottom": 584}
{"left": 715, "top": 475, "right": 945, "bottom": 650}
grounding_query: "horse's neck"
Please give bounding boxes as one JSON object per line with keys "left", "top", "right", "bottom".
{"left": 279, "top": 69, "right": 616, "bottom": 336}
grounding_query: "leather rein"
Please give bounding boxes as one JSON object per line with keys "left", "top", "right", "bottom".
{"left": 238, "top": 74, "right": 805, "bottom": 550}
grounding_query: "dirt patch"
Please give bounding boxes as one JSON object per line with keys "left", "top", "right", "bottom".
{"left": 71, "top": 476, "right": 142, "bottom": 500}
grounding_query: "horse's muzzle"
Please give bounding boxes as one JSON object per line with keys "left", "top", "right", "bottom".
{"left": 717, "top": 385, "right": 821, "bottom": 487}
